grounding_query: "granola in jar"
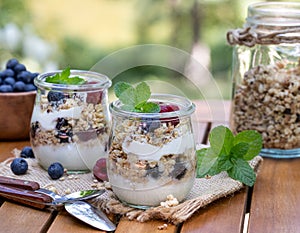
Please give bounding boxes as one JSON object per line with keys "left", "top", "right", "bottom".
{"left": 227, "top": 2, "right": 300, "bottom": 158}
{"left": 108, "top": 94, "right": 196, "bottom": 208}
{"left": 30, "top": 70, "right": 111, "bottom": 172}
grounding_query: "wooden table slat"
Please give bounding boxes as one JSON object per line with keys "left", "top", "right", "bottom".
{"left": 248, "top": 158, "right": 300, "bottom": 233}
{"left": 0, "top": 202, "right": 53, "bottom": 233}
{"left": 181, "top": 189, "right": 248, "bottom": 233}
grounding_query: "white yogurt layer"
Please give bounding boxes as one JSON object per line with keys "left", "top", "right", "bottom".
{"left": 33, "top": 139, "right": 107, "bottom": 171}
{"left": 122, "top": 133, "right": 195, "bottom": 161}
{"left": 31, "top": 106, "right": 83, "bottom": 131}
{"left": 109, "top": 174, "right": 195, "bottom": 206}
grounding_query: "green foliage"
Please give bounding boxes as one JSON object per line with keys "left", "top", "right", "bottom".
{"left": 0, "top": 0, "right": 30, "bottom": 27}
{"left": 114, "top": 81, "right": 160, "bottom": 113}
{"left": 197, "top": 126, "right": 262, "bottom": 186}
{"left": 46, "top": 67, "right": 86, "bottom": 85}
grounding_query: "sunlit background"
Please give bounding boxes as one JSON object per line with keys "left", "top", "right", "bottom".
{"left": 0, "top": 0, "right": 267, "bottom": 100}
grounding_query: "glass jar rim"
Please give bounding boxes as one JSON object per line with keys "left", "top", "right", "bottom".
{"left": 34, "top": 70, "right": 112, "bottom": 91}
{"left": 246, "top": 2, "right": 300, "bottom": 27}
{"left": 110, "top": 93, "right": 195, "bottom": 118}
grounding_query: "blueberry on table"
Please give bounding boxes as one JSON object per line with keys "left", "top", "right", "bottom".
{"left": 0, "top": 85, "right": 13, "bottom": 92}
{"left": 47, "top": 91, "right": 65, "bottom": 102}
{"left": 48, "top": 162, "right": 64, "bottom": 180}
{"left": 6, "top": 58, "right": 19, "bottom": 69}
{"left": 13, "top": 81, "right": 26, "bottom": 92}
{"left": 20, "top": 146, "right": 35, "bottom": 158}
{"left": 10, "top": 158, "right": 28, "bottom": 175}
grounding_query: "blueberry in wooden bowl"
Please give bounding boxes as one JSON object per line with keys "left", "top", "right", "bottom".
{"left": 0, "top": 58, "right": 38, "bottom": 140}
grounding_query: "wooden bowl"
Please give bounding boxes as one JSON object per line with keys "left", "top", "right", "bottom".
{"left": 0, "top": 91, "right": 36, "bottom": 140}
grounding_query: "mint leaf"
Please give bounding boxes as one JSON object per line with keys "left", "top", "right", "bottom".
{"left": 114, "top": 82, "right": 132, "bottom": 98}
{"left": 45, "top": 68, "right": 86, "bottom": 85}
{"left": 209, "top": 126, "right": 234, "bottom": 155}
{"left": 134, "top": 82, "right": 151, "bottom": 106}
{"left": 234, "top": 130, "right": 262, "bottom": 160}
{"left": 138, "top": 102, "right": 161, "bottom": 113}
{"left": 113, "top": 81, "right": 160, "bottom": 113}
{"left": 196, "top": 126, "right": 262, "bottom": 186}
{"left": 228, "top": 157, "right": 256, "bottom": 186}
{"left": 196, "top": 148, "right": 218, "bottom": 177}
{"left": 118, "top": 86, "right": 136, "bottom": 106}
{"left": 230, "top": 142, "right": 249, "bottom": 158}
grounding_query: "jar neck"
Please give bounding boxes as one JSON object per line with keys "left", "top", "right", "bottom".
{"left": 246, "top": 2, "right": 300, "bottom": 32}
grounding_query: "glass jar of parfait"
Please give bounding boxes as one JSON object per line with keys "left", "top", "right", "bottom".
{"left": 30, "top": 69, "right": 111, "bottom": 173}
{"left": 108, "top": 85, "right": 196, "bottom": 209}
{"left": 227, "top": 2, "right": 300, "bottom": 158}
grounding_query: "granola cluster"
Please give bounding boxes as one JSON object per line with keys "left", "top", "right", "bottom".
{"left": 31, "top": 93, "right": 109, "bottom": 146}
{"left": 231, "top": 62, "right": 300, "bottom": 149}
{"left": 108, "top": 117, "right": 196, "bottom": 184}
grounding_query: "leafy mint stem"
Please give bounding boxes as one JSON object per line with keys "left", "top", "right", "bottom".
{"left": 196, "top": 125, "right": 262, "bottom": 186}
{"left": 113, "top": 81, "right": 160, "bottom": 113}
{"left": 45, "top": 67, "right": 86, "bottom": 85}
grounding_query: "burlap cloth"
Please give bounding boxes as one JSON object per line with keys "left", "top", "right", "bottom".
{"left": 0, "top": 148, "right": 263, "bottom": 225}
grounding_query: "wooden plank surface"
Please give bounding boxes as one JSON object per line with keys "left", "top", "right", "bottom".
{"left": 181, "top": 189, "right": 248, "bottom": 233}
{"left": 0, "top": 140, "right": 29, "bottom": 161}
{"left": 115, "top": 219, "right": 177, "bottom": 233}
{"left": 0, "top": 201, "right": 53, "bottom": 233}
{"left": 248, "top": 158, "right": 300, "bottom": 233}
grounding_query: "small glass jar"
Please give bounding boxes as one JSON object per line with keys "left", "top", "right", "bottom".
{"left": 108, "top": 94, "right": 196, "bottom": 208}
{"left": 228, "top": 2, "right": 300, "bottom": 158}
{"left": 30, "top": 70, "right": 111, "bottom": 172}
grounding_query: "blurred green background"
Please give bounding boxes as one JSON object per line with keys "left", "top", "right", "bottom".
{"left": 0, "top": 0, "right": 267, "bottom": 100}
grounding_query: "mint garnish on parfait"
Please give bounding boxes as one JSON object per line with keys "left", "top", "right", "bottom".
{"left": 196, "top": 125, "right": 262, "bottom": 187}
{"left": 45, "top": 67, "right": 86, "bottom": 85}
{"left": 114, "top": 81, "right": 160, "bottom": 113}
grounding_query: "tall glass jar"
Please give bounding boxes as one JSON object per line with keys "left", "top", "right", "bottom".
{"left": 30, "top": 70, "right": 111, "bottom": 172}
{"left": 227, "top": 2, "right": 300, "bottom": 158}
{"left": 108, "top": 94, "right": 196, "bottom": 209}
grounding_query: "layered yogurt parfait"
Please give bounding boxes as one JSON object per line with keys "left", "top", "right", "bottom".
{"left": 108, "top": 81, "right": 196, "bottom": 208}
{"left": 30, "top": 69, "right": 111, "bottom": 172}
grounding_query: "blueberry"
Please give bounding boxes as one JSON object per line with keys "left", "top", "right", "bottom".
{"left": 2, "top": 69, "right": 15, "bottom": 78}
{"left": 10, "top": 158, "right": 28, "bottom": 175}
{"left": 6, "top": 58, "right": 19, "bottom": 69}
{"left": 48, "top": 162, "right": 64, "bottom": 180}
{"left": 0, "top": 72, "right": 5, "bottom": 79}
{"left": 0, "top": 84, "right": 13, "bottom": 92}
{"left": 17, "top": 71, "right": 32, "bottom": 83}
{"left": 140, "top": 118, "right": 160, "bottom": 133}
{"left": 24, "top": 84, "right": 37, "bottom": 92}
{"left": 47, "top": 91, "right": 65, "bottom": 102}
{"left": 13, "top": 63, "right": 26, "bottom": 73}
{"left": 20, "top": 146, "right": 35, "bottom": 158}
{"left": 4, "top": 77, "right": 15, "bottom": 86}
{"left": 13, "top": 81, "right": 26, "bottom": 92}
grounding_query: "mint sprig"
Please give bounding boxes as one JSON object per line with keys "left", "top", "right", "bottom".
{"left": 45, "top": 67, "right": 86, "bottom": 85}
{"left": 197, "top": 126, "right": 262, "bottom": 186}
{"left": 114, "top": 81, "right": 160, "bottom": 113}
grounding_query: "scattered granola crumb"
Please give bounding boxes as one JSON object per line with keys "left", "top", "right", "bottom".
{"left": 68, "top": 175, "right": 74, "bottom": 179}
{"left": 59, "top": 177, "right": 65, "bottom": 181}
{"left": 160, "top": 194, "right": 179, "bottom": 207}
{"left": 158, "top": 223, "right": 168, "bottom": 230}
{"left": 64, "top": 188, "right": 71, "bottom": 195}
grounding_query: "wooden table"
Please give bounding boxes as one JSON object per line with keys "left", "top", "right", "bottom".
{"left": 0, "top": 100, "right": 300, "bottom": 233}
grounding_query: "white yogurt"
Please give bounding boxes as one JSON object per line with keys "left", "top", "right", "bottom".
{"left": 122, "top": 133, "right": 195, "bottom": 161}
{"left": 31, "top": 106, "right": 83, "bottom": 130}
{"left": 109, "top": 173, "right": 195, "bottom": 206}
{"left": 33, "top": 138, "right": 107, "bottom": 171}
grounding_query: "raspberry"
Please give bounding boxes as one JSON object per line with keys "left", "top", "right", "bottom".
{"left": 159, "top": 104, "right": 180, "bottom": 126}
